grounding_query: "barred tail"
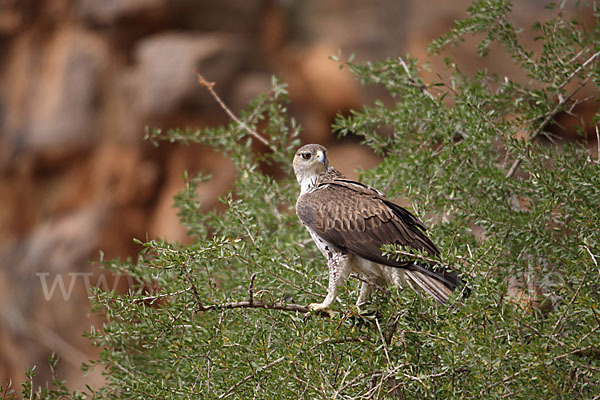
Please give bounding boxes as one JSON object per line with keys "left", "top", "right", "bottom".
{"left": 405, "top": 266, "right": 468, "bottom": 305}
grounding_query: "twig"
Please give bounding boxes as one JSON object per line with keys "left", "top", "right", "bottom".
{"left": 505, "top": 50, "right": 600, "bottom": 178}
{"left": 309, "top": 336, "right": 372, "bottom": 352}
{"left": 505, "top": 155, "right": 524, "bottom": 179}
{"left": 336, "top": 369, "right": 388, "bottom": 393}
{"left": 557, "top": 50, "right": 600, "bottom": 92}
{"left": 182, "top": 256, "right": 204, "bottom": 310}
{"left": 386, "top": 368, "right": 468, "bottom": 396}
{"left": 350, "top": 273, "right": 390, "bottom": 296}
{"left": 596, "top": 126, "right": 600, "bottom": 164}
{"left": 238, "top": 253, "right": 322, "bottom": 297}
{"left": 385, "top": 248, "right": 443, "bottom": 265}
{"left": 481, "top": 368, "right": 524, "bottom": 395}
{"left": 289, "top": 360, "right": 330, "bottom": 398}
{"left": 444, "top": 81, "right": 504, "bottom": 138}
{"left": 131, "top": 287, "right": 194, "bottom": 303}
{"left": 398, "top": 57, "right": 435, "bottom": 100}
{"left": 248, "top": 273, "right": 257, "bottom": 305}
{"left": 218, "top": 357, "right": 285, "bottom": 399}
{"left": 384, "top": 310, "right": 405, "bottom": 346}
{"left": 28, "top": 368, "right": 34, "bottom": 400}
{"left": 583, "top": 245, "right": 598, "bottom": 267}
{"left": 2, "top": 381, "right": 11, "bottom": 400}
{"left": 195, "top": 72, "right": 271, "bottom": 147}
{"left": 375, "top": 318, "right": 392, "bottom": 365}
{"left": 545, "top": 270, "right": 588, "bottom": 351}
{"left": 505, "top": 78, "right": 587, "bottom": 178}
{"left": 279, "top": 261, "right": 326, "bottom": 290}
{"left": 551, "top": 345, "right": 598, "bottom": 362}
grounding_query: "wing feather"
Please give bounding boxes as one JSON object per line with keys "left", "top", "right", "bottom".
{"left": 297, "top": 181, "right": 438, "bottom": 257}
{"left": 297, "top": 179, "right": 462, "bottom": 291}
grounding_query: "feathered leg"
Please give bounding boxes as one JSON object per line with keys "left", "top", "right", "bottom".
{"left": 356, "top": 280, "right": 373, "bottom": 306}
{"left": 309, "top": 252, "right": 350, "bottom": 312}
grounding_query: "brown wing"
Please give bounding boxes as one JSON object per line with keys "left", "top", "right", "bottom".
{"left": 296, "top": 180, "right": 439, "bottom": 263}
{"left": 296, "top": 180, "right": 462, "bottom": 291}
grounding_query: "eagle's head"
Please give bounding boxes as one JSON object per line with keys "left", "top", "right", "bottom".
{"left": 293, "top": 144, "right": 329, "bottom": 191}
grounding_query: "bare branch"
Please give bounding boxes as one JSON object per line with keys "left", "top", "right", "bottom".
{"left": 195, "top": 71, "right": 271, "bottom": 147}
{"left": 198, "top": 299, "right": 333, "bottom": 315}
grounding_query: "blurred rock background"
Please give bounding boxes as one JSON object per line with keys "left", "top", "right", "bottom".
{"left": 0, "top": 0, "right": 596, "bottom": 393}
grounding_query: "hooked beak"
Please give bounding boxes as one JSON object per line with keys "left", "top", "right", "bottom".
{"left": 316, "top": 150, "right": 326, "bottom": 165}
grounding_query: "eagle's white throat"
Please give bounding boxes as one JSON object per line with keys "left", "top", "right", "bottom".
{"left": 297, "top": 172, "right": 319, "bottom": 195}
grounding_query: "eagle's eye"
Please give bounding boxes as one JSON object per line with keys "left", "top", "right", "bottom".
{"left": 301, "top": 153, "right": 311, "bottom": 160}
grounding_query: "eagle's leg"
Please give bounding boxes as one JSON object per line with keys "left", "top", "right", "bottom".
{"left": 309, "top": 252, "right": 350, "bottom": 312}
{"left": 356, "top": 280, "right": 373, "bottom": 306}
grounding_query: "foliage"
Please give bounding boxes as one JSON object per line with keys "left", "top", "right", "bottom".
{"left": 3, "top": 354, "right": 90, "bottom": 400}
{"left": 20, "top": 1, "right": 600, "bottom": 398}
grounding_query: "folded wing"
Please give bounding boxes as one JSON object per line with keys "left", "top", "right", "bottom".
{"left": 296, "top": 180, "right": 462, "bottom": 293}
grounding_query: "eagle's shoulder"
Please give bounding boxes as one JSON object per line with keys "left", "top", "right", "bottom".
{"left": 296, "top": 180, "right": 340, "bottom": 229}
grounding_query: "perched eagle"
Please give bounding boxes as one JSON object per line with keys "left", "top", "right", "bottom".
{"left": 293, "top": 143, "right": 464, "bottom": 311}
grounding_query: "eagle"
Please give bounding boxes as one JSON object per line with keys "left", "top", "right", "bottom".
{"left": 293, "top": 143, "right": 464, "bottom": 312}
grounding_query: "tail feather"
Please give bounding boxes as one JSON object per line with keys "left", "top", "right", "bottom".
{"left": 405, "top": 270, "right": 451, "bottom": 304}
{"left": 405, "top": 266, "right": 468, "bottom": 304}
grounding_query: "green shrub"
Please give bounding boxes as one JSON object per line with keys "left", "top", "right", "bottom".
{"left": 14, "top": 1, "right": 600, "bottom": 398}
